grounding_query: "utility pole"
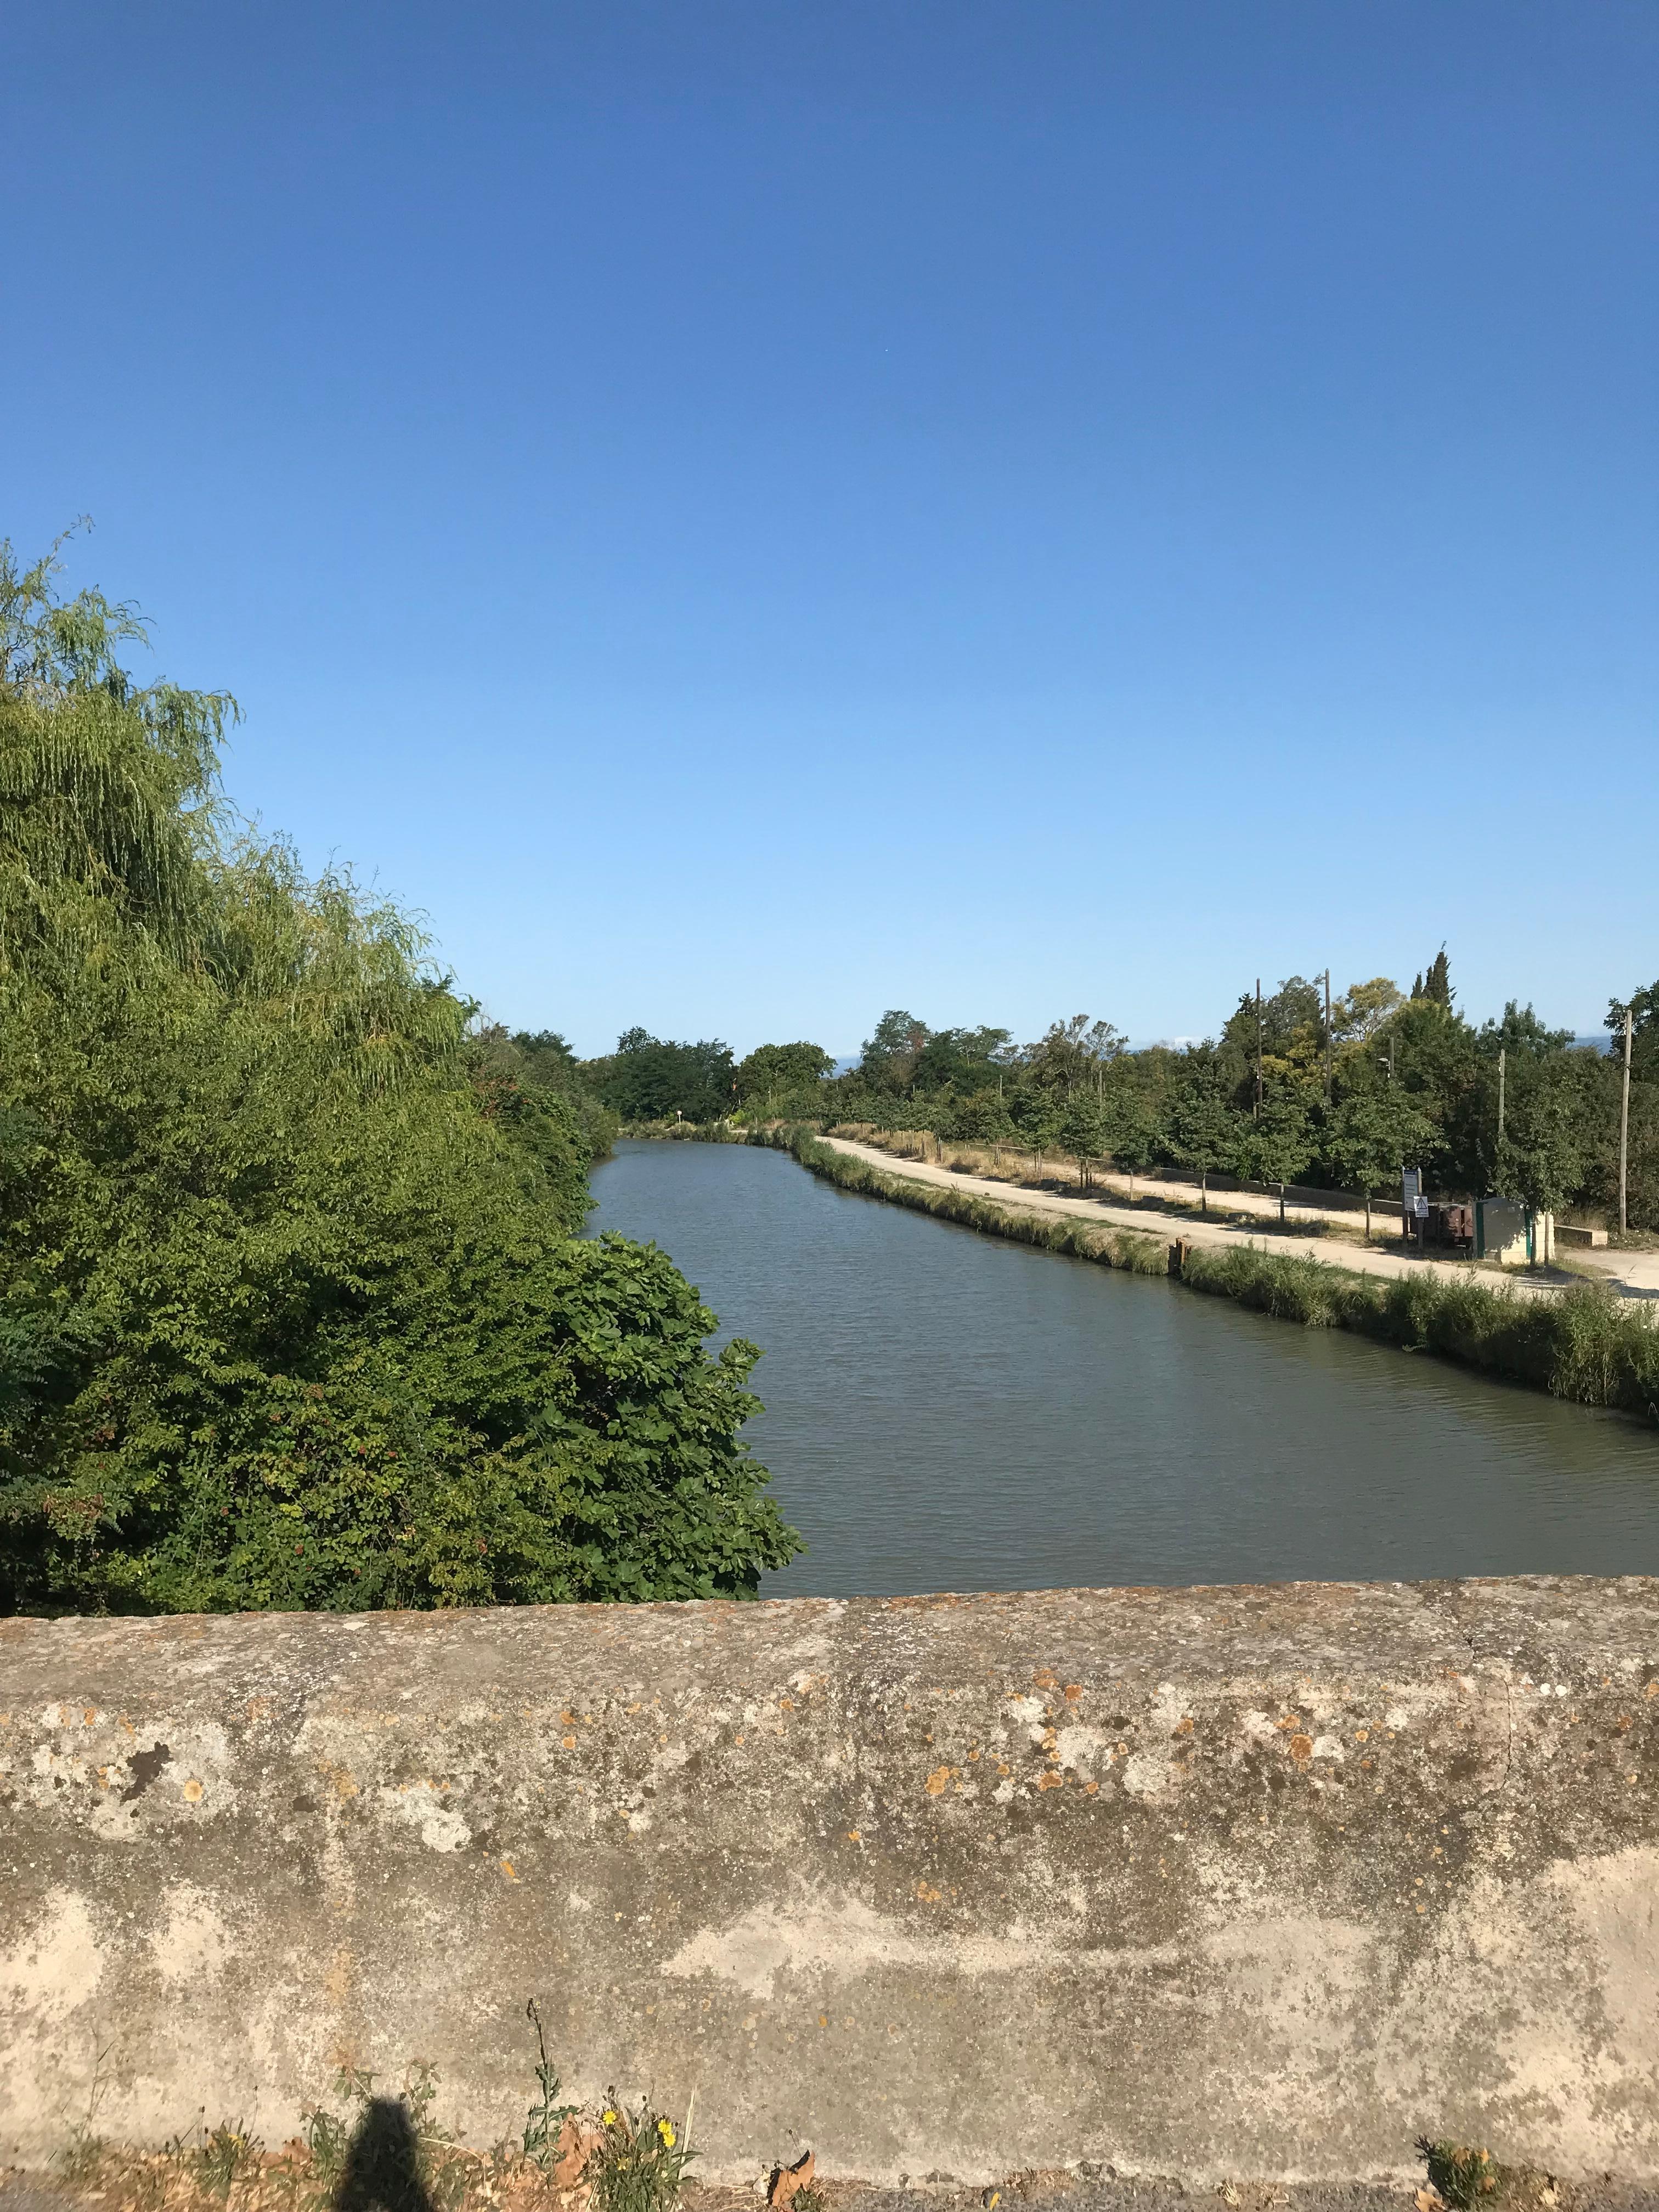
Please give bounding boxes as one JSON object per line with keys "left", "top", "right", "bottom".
{"left": 1323, "top": 968, "right": 1333, "bottom": 1104}
{"left": 1498, "top": 1047, "right": 1506, "bottom": 1153}
{"left": 1255, "top": 977, "right": 1263, "bottom": 1121}
{"left": 1620, "top": 1006, "right": 1633, "bottom": 1233}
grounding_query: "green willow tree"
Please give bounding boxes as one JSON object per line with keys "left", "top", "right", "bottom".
{"left": 0, "top": 540, "right": 798, "bottom": 1615}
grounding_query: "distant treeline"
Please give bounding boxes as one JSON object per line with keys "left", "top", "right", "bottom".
{"left": 566, "top": 962, "right": 1659, "bottom": 1229}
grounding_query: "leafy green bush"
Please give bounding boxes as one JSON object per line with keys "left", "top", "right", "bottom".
{"left": 0, "top": 539, "right": 797, "bottom": 1613}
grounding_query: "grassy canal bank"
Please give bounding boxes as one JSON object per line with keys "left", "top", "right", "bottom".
{"left": 748, "top": 1123, "right": 1659, "bottom": 1427}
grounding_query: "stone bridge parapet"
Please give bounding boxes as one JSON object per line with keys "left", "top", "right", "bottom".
{"left": 4, "top": 1578, "right": 1659, "bottom": 2184}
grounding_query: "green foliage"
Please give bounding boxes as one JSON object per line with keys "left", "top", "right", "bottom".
{"left": 522, "top": 2000, "right": 578, "bottom": 2169}
{"left": 1056, "top": 1094, "right": 1110, "bottom": 1189}
{"left": 1608, "top": 978, "right": 1659, "bottom": 1082}
{"left": 950, "top": 1087, "right": 1014, "bottom": 1144}
{"left": 912, "top": 1024, "right": 1013, "bottom": 1093}
{"left": 589, "top": 1031, "right": 736, "bottom": 1125}
{"left": 1497, "top": 1056, "right": 1589, "bottom": 1214}
{"left": 1222, "top": 975, "right": 1323, "bottom": 1062}
{"left": 509, "top": 1028, "right": 620, "bottom": 1162}
{"left": 1325, "top": 1084, "right": 1432, "bottom": 1200}
{"left": 1166, "top": 1065, "right": 1242, "bottom": 1201}
{"left": 165, "top": 2118, "right": 263, "bottom": 2197}
{"left": 0, "top": 540, "right": 797, "bottom": 1615}
{"left": 1412, "top": 945, "right": 1455, "bottom": 1008}
{"left": 1097, "top": 1073, "right": 1161, "bottom": 1178}
{"left": 591, "top": 2094, "right": 695, "bottom": 2212}
{"left": 857, "top": 1007, "right": 932, "bottom": 1088}
{"left": 734, "top": 1040, "right": 833, "bottom": 1111}
{"left": 771, "top": 962, "right": 1659, "bottom": 1230}
{"left": 1233, "top": 1077, "right": 1314, "bottom": 1191}
{"left": 1331, "top": 976, "right": 1403, "bottom": 1042}
{"left": 1477, "top": 999, "right": 1574, "bottom": 1060}
{"left": 1023, "top": 1014, "right": 1124, "bottom": 1095}
{"left": 1416, "top": 2139, "right": 1499, "bottom": 2208}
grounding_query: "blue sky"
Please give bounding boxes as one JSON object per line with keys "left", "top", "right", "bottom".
{"left": 8, "top": 3, "right": 1655, "bottom": 1055}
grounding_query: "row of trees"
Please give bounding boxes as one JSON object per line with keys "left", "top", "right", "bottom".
{"left": 0, "top": 541, "right": 799, "bottom": 1615}
{"left": 588, "top": 969, "right": 1658, "bottom": 1229}
{"left": 520, "top": 1029, "right": 834, "bottom": 1127}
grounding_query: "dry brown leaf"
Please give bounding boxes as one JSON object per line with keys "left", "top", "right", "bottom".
{"left": 551, "top": 2118, "right": 602, "bottom": 2193}
{"left": 767, "top": 2151, "right": 815, "bottom": 2210}
{"left": 1416, "top": 2190, "right": 1446, "bottom": 2211}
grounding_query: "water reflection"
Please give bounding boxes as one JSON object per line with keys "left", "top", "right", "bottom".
{"left": 589, "top": 1141, "right": 1659, "bottom": 1597}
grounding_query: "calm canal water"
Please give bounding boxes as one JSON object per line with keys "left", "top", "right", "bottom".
{"left": 589, "top": 1139, "right": 1659, "bottom": 1598}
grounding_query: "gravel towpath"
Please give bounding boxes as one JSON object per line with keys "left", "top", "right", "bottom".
{"left": 815, "top": 1136, "right": 1569, "bottom": 1300}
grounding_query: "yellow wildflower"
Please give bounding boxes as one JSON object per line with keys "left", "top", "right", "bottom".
{"left": 657, "top": 2120, "right": 676, "bottom": 2148}
{"left": 602, "top": 2109, "right": 618, "bottom": 2128}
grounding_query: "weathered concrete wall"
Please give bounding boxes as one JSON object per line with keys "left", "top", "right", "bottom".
{"left": 4, "top": 1580, "right": 1659, "bottom": 2185}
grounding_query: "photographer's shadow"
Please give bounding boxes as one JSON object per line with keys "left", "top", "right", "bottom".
{"left": 332, "top": 2098, "right": 434, "bottom": 2212}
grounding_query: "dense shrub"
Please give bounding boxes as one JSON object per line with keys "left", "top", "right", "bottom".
{"left": 0, "top": 542, "right": 797, "bottom": 1613}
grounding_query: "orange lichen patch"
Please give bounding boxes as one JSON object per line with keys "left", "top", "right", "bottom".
{"left": 1063, "top": 1684, "right": 1082, "bottom": 1702}
{"left": 182, "top": 1778, "right": 204, "bottom": 1802}
{"left": 1276, "top": 1714, "right": 1302, "bottom": 1731}
{"left": 845, "top": 1829, "right": 861, "bottom": 1842}
{"left": 82, "top": 1706, "right": 99, "bottom": 1725}
{"left": 924, "top": 1765, "right": 953, "bottom": 1796}
{"left": 1084, "top": 1780, "right": 1099, "bottom": 1795}
{"left": 1035, "top": 1771, "right": 1064, "bottom": 1792}
{"left": 778, "top": 1696, "right": 794, "bottom": 1710}
{"left": 1354, "top": 1728, "right": 1370, "bottom": 1741}
{"left": 915, "top": 1880, "right": 943, "bottom": 1903}
{"left": 562, "top": 1736, "right": 577, "bottom": 1751}
{"left": 1173, "top": 1716, "right": 1194, "bottom": 1736}
{"left": 1032, "top": 1667, "right": 1058, "bottom": 1689}
{"left": 500, "top": 1858, "right": 519, "bottom": 1882}
{"left": 1288, "top": 1736, "right": 1314, "bottom": 1766}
